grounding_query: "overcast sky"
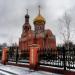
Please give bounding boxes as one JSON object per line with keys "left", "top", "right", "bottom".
{"left": 0, "top": 0, "right": 75, "bottom": 45}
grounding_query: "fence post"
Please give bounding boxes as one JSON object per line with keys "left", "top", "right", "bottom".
{"left": 29, "top": 44, "right": 39, "bottom": 70}
{"left": 15, "top": 47, "right": 19, "bottom": 64}
{"left": 2, "top": 48, "right": 8, "bottom": 65}
{"left": 63, "top": 46, "right": 66, "bottom": 70}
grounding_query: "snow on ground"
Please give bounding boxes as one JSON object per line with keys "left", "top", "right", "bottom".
{"left": 0, "top": 70, "right": 12, "bottom": 75}
{"left": 0, "top": 64, "right": 62, "bottom": 75}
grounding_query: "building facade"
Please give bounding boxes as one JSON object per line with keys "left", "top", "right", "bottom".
{"left": 19, "top": 6, "right": 56, "bottom": 56}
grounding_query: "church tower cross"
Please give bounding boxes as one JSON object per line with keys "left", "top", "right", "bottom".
{"left": 38, "top": 5, "right": 41, "bottom": 16}
{"left": 26, "top": 9, "right": 28, "bottom": 15}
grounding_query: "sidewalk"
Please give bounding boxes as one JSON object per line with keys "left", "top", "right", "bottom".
{"left": 0, "top": 64, "right": 62, "bottom": 75}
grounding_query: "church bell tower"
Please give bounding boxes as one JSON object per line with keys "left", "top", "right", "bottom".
{"left": 23, "top": 9, "right": 31, "bottom": 33}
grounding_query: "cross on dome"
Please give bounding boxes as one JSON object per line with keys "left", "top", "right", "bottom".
{"left": 26, "top": 9, "right": 28, "bottom": 14}
{"left": 25, "top": 9, "right": 29, "bottom": 18}
{"left": 38, "top": 5, "right": 41, "bottom": 16}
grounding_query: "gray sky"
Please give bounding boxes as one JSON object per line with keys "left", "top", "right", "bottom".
{"left": 0, "top": 0, "right": 75, "bottom": 45}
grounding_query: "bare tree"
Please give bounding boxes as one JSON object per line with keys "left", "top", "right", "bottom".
{"left": 58, "top": 12, "right": 73, "bottom": 70}
{"left": 58, "top": 12, "right": 72, "bottom": 49}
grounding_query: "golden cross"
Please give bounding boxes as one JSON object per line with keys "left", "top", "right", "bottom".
{"left": 38, "top": 5, "right": 41, "bottom": 15}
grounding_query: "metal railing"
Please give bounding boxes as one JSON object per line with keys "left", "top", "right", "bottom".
{"left": 7, "top": 47, "right": 75, "bottom": 70}
{"left": 8, "top": 47, "right": 29, "bottom": 63}
{"left": 38, "top": 48, "right": 75, "bottom": 70}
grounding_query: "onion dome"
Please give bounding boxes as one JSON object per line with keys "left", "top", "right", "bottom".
{"left": 33, "top": 6, "right": 46, "bottom": 25}
{"left": 25, "top": 14, "right": 29, "bottom": 18}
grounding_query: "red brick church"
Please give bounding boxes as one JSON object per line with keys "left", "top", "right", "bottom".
{"left": 19, "top": 6, "right": 56, "bottom": 55}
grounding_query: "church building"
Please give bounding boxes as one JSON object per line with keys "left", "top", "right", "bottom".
{"left": 19, "top": 6, "right": 56, "bottom": 56}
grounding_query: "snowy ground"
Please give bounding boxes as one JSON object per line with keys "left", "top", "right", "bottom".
{"left": 0, "top": 64, "right": 63, "bottom": 75}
